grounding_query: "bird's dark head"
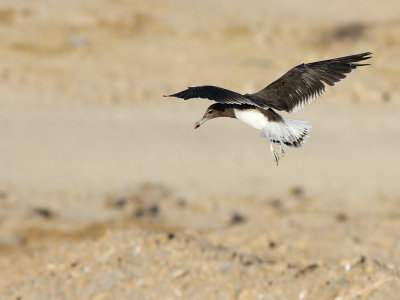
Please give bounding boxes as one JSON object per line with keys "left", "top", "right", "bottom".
{"left": 194, "top": 103, "right": 234, "bottom": 129}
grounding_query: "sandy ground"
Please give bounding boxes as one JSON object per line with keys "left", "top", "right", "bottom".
{"left": 1, "top": 0, "right": 400, "bottom": 299}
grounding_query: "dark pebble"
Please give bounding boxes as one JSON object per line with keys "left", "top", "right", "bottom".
{"left": 148, "top": 204, "right": 160, "bottom": 216}
{"left": 230, "top": 212, "right": 246, "bottom": 225}
{"left": 113, "top": 198, "right": 127, "bottom": 208}
{"left": 134, "top": 208, "right": 145, "bottom": 218}
{"left": 335, "top": 212, "right": 348, "bottom": 222}
{"left": 32, "top": 207, "right": 54, "bottom": 219}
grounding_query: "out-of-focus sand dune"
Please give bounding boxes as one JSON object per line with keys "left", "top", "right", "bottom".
{"left": 1, "top": 0, "right": 400, "bottom": 298}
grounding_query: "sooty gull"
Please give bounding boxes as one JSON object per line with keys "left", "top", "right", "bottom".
{"left": 165, "top": 52, "right": 372, "bottom": 165}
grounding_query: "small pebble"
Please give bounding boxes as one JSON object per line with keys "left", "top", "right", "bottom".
{"left": 133, "top": 208, "right": 145, "bottom": 218}
{"left": 230, "top": 212, "right": 246, "bottom": 225}
{"left": 148, "top": 204, "right": 160, "bottom": 216}
{"left": 32, "top": 207, "right": 54, "bottom": 219}
{"left": 289, "top": 186, "right": 305, "bottom": 199}
{"left": 335, "top": 212, "right": 348, "bottom": 222}
{"left": 113, "top": 198, "right": 127, "bottom": 209}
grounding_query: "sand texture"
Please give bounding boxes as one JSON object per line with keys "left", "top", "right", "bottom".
{"left": 1, "top": 0, "right": 400, "bottom": 299}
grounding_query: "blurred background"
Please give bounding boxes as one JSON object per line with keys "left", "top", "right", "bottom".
{"left": 1, "top": 0, "right": 400, "bottom": 298}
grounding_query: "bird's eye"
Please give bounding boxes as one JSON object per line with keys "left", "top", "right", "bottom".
{"left": 208, "top": 110, "right": 213, "bottom": 114}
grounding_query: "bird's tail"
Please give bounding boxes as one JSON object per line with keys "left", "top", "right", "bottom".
{"left": 260, "top": 116, "right": 311, "bottom": 148}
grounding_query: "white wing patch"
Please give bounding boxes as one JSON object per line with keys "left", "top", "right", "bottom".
{"left": 289, "top": 91, "right": 320, "bottom": 113}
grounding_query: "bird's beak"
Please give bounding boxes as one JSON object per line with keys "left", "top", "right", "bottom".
{"left": 194, "top": 117, "right": 207, "bottom": 129}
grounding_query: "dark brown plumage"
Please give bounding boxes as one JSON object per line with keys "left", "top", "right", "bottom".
{"left": 165, "top": 52, "right": 371, "bottom": 113}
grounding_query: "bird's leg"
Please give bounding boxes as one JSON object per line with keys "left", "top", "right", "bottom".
{"left": 279, "top": 143, "right": 285, "bottom": 157}
{"left": 269, "top": 142, "right": 280, "bottom": 165}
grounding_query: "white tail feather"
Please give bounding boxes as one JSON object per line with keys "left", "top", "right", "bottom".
{"left": 260, "top": 117, "right": 311, "bottom": 148}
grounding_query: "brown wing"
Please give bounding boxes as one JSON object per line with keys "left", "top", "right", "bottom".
{"left": 164, "top": 85, "right": 257, "bottom": 106}
{"left": 247, "top": 52, "right": 372, "bottom": 112}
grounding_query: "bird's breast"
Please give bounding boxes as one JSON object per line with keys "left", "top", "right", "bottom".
{"left": 234, "top": 109, "right": 268, "bottom": 130}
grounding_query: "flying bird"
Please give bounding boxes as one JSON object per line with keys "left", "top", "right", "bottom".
{"left": 165, "top": 52, "right": 371, "bottom": 165}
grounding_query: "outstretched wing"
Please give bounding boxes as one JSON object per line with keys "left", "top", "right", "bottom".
{"left": 164, "top": 85, "right": 257, "bottom": 106}
{"left": 247, "top": 52, "right": 372, "bottom": 112}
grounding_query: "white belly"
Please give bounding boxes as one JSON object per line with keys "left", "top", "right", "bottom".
{"left": 234, "top": 109, "right": 267, "bottom": 130}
